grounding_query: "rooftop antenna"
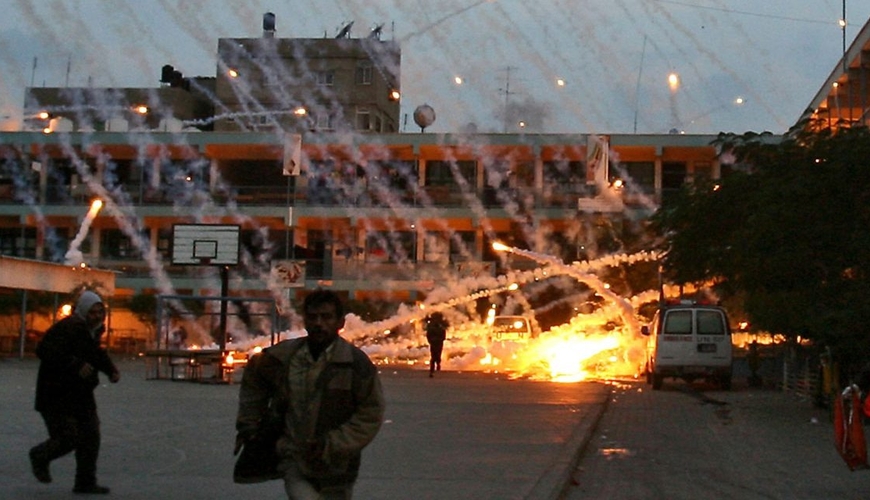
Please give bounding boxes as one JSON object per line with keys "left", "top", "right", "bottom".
{"left": 65, "top": 54, "right": 71, "bottom": 87}
{"left": 498, "top": 66, "right": 519, "bottom": 133}
{"left": 633, "top": 35, "right": 647, "bottom": 134}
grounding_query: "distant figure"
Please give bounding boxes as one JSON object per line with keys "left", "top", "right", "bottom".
{"left": 169, "top": 325, "right": 187, "bottom": 349}
{"left": 426, "top": 312, "right": 448, "bottom": 378}
{"left": 29, "top": 291, "right": 120, "bottom": 495}
{"left": 747, "top": 341, "right": 762, "bottom": 388}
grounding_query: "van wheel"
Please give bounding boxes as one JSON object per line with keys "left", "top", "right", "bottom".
{"left": 652, "top": 373, "right": 663, "bottom": 390}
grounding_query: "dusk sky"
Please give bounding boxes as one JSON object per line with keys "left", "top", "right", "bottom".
{"left": 1, "top": 0, "right": 868, "bottom": 135}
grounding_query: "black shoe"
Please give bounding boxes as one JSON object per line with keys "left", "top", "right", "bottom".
{"left": 29, "top": 448, "right": 51, "bottom": 483}
{"left": 73, "top": 484, "right": 111, "bottom": 494}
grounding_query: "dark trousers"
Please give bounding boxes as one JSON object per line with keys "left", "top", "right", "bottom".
{"left": 31, "top": 410, "right": 101, "bottom": 486}
{"left": 429, "top": 343, "right": 444, "bottom": 372}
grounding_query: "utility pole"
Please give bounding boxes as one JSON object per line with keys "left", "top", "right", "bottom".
{"left": 65, "top": 55, "right": 71, "bottom": 87}
{"left": 842, "top": 0, "right": 847, "bottom": 73}
{"left": 633, "top": 35, "right": 647, "bottom": 134}
{"left": 499, "top": 66, "right": 519, "bottom": 133}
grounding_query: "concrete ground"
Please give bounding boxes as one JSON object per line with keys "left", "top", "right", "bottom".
{"left": 1, "top": 357, "right": 609, "bottom": 500}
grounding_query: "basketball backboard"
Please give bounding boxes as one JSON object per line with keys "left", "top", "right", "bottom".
{"left": 171, "top": 224, "right": 240, "bottom": 265}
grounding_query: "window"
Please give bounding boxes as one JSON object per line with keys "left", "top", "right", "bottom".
{"left": 356, "top": 110, "right": 371, "bottom": 131}
{"left": 425, "top": 160, "right": 476, "bottom": 187}
{"left": 156, "top": 228, "right": 172, "bottom": 260}
{"left": 450, "top": 231, "right": 476, "bottom": 262}
{"left": 100, "top": 229, "right": 146, "bottom": 259}
{"left": 355, "top": 64, "right": 373, "bottom": 85}
{"left": 661, "top": 161, "right": 687, "bottom": 205}
{"left": 662, "top": 162, "right": 687, "bottom": 189}
{"left": 697, "top": 311, "right": 726, "bottom": 335}
{"left": 306, "top": 160, "right": 339, "bottom": 205}
{"left": 693, "top": 162, "right": 713, "bottom": 183}
{"left": 366, "top": 230, "right": 415, "bottom": 263}
{"left": 240, "top": 229, "right": 274, "bottom": 263}
{"left": 620, "top": 161, "right": 655, "bottom": 193}
{"left": 0, "top": 227, "right": 37, "bottom": 258}
{"left": 663, "top": 310, "right": 692, "bottom": 334}
{"left": 315, "top": 70, "right": 335, "bottom": 86}
{"left": 423, "top": 232, "right": 449, "bottom": 263}
{"left": 543, "top": 160, "right": 585, "bottom": 189}
{"left": 315, "top": 112, "right": 335, "bottom": 130}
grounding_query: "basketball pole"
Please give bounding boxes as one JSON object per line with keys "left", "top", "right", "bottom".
{"left": 219, "top": 264, "right": 229, "bottom": 353}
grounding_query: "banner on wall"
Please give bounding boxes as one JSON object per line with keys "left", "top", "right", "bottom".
{"left": 269, "top": 260, "right": 306, "bottom": 288}
{"left": 586, "top": 135, "right": 609, "bottom": 186}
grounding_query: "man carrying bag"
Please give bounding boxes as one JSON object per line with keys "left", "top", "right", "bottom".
{"left": 234, "top": 290, "right": 385, "bottom": 499}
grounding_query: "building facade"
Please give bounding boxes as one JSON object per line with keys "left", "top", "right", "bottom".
{"left": 0, "top": 129, "right": 722, "bottom": 304}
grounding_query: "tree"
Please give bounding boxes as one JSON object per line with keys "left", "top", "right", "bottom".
{"left": 651, "top": 123, "right": 870, "bottom": 375}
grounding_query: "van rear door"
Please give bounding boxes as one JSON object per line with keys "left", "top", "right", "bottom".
{"left": 694, "top": 309, "right": 730, "bottom": 366}
{"left": 657, "top": 309, "right": 696, "bottom": 365}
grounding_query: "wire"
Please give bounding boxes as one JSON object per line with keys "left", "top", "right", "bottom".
{"left": 650, "top": 0, "right": 838, "bottom": 25}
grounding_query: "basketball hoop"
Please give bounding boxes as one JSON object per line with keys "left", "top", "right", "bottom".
{"left": 171, "top": 223, "right": 240, "bottom": 266}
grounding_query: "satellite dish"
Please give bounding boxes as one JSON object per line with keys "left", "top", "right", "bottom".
{"left": 368, "top": 24, "right": 384, "bottom": 39}
{"left": 413, "top": 104, "right": 436, "bottom": 132}
{"left": 335, "top": 21, "right": 354, "bottom": 39}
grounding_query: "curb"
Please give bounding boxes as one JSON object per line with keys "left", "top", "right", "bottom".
{"left": 526, "top": 382, "right": 613, "bottom": 500}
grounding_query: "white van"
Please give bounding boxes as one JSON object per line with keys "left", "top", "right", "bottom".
{"left": 489, "top": 316, "right": 534, "bottom": 343}
{"left": 641, "top": 301, "right": 733, "bottom": 390}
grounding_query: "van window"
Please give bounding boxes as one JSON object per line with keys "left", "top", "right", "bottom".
{"left": 663, "top": 311, "right": 692, "bottom": 334}
{"left": 697, "top": 311, "right": 726, "bottom": 335}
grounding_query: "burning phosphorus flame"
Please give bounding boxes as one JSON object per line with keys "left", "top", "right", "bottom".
{"left": 533, "top": 335, "right": 623, "bottom": 383}
{"left": 222, "top": 251, "right": 669, "bottom": 383}
{"left": 64, "top": 199, "right": 105, "bottom": 266}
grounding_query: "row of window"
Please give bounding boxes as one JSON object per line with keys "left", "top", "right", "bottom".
{"left": 0, "top": 226, "right": 591, "bottom": 267}
{"left": 313, "top": 65, "right": 374, "bottom": 86}
{"left": 2, "top": 157, "right": 721, "bottom": 209}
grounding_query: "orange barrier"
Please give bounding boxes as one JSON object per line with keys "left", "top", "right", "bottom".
{"left": 834, "top": 384, "right": 869, "bottom": 471}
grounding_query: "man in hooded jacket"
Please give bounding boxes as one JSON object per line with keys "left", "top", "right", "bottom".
{"left": 29, "top": 290, "right": 120, "bottom": 495}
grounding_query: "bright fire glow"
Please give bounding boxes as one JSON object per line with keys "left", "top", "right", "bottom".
{"left": 218, "top": 251, "right": 709, "bottom": 384}
{"left": 491, "top": 241, "right": 510, "bottom": 252}
{"left": 668, "top": 72, "right": 680, "bottom": 91}
{"left": 88, "top": 199, "right": 103, "bottom": 215}
{"left": 59, "top": 304, "right": 73, "bottom": 318}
